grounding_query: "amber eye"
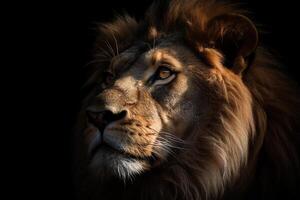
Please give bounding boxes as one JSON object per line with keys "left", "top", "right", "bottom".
{"left": 148, "top": 65, "right": 176, "bottom": 86}
{"left": 156, "top": 66, "right": 173, "bottom": 80}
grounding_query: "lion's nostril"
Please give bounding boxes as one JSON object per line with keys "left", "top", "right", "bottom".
{"left": 103, "top": 110, "right": 127, "bottom": 124}
{"left": 86, "top": 109, "right": 127, "bottom": 129}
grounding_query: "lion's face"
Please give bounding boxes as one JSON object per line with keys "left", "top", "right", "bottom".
{"left": 83, "top": 37, "right": 215, "bottom": 179}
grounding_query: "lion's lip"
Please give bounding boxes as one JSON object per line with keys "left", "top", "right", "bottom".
{"left": 89, "top": 140, "right": 122, "bottom": 158}
{"left": 89, "top": 139, "right": 163, "bottom": 169}
{"left": 88, "top": 136, "right": 157, "bottom": 163}
{"left": 90, "top": 141, "right": 147, "bottom": 160}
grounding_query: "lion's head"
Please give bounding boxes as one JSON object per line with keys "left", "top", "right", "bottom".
{"left": 73, "top": 1, "right": 300, "bottom": 199}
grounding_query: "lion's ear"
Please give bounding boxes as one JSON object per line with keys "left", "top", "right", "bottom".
{"left": 207, "top": 14, "right": 258, "bottom": 74}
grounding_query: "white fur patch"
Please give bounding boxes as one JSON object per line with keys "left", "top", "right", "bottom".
{"left": 89, "top": 149, "right": 148, "bottom": 180}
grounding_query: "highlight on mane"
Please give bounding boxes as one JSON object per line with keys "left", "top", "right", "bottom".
{"left": 74, "top": 0, "right": 300, "bottom": 199}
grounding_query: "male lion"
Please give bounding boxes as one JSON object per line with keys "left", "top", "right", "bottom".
{"left": 73, "top": 0, "right": 300, "bottom": 199}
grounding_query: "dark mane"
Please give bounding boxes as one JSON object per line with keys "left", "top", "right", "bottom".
{"left": 243, "top": 49, "right": 300, "bottom": 198}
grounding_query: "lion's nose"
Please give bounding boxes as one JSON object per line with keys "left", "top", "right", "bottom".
{"left": 86, "top": 109, "right": 127, "bottom": 129}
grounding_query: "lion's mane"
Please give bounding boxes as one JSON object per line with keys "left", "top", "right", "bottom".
{"left": 74, "top": 1, "right": 300, "bottom": 199}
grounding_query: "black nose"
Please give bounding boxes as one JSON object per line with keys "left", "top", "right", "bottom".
{"left": 86, "top": 109, "right": 127, "bottom": 130}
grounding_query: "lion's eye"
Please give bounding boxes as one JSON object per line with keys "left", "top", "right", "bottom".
{"left": 157, "top": 66, "right": 172, "bottom": 80}
{"left": 149, "top": 65, "right": 176, "bottom": 86}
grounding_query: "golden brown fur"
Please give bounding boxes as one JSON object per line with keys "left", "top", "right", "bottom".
{"left": 73, "top": 0, "right": 300, "bottom": 199}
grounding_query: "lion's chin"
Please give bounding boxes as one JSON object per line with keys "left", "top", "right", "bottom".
{"left": 88, "top": 146, "right": 151, "bottom": 180}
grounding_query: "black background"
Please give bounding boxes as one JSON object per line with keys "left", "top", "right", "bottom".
{"left": 16, "top": 0, "right": 300, "bottom": 199}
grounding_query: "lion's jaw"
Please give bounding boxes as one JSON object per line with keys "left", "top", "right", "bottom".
{"left": 85, "top": 121, "right": 154, "bottom": 180}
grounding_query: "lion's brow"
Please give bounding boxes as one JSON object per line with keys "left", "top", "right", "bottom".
{"left": 108, "top": 41, "right": 150, "bottom": 73}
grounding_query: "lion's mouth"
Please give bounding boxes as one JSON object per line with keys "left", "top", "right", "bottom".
{"left": 90, "top": 141, "right": 141, "bottom": 160}
{"left": 86, "top": 111, "right": 155, "bottom": 161}
{"left": 86, "top": 112, "right": 161, "bottom": 168}
{"left": 88, "top": 133, "right": 160, "bottom": 166}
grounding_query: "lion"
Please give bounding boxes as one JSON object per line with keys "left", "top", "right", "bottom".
{"left": 73, "top": 0, "right": 300, "bottom": 199}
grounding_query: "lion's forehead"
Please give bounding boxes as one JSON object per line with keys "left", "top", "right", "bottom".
{"left": 109, "top": 37, "right": 189, "bottom": 72}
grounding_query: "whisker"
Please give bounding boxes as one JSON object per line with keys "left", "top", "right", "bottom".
{"left": 155, "top": 138, "right": 188, "bottom": 150}
{"left": 152, "top": 35, "right": 156, "bottom": 49}
{"left": 94, "top": 53, "right": 110, "bottom": 59}
{"left": 84, "top": 58, "right": 110, "bottom": 68}
{"left": 111, "top": 33, "right": 119, "bottom": 56}
{"left": 159, "top": 133, "right": 188, "bottom": 144}
{"left": 97, "top": 46, "right": 113, "bottom": 58}
{"left": 147, "top": 126, "right": 190, "bottom": 145}
{"left": 104, "top": 40, "right": 116, "bottom": 57}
